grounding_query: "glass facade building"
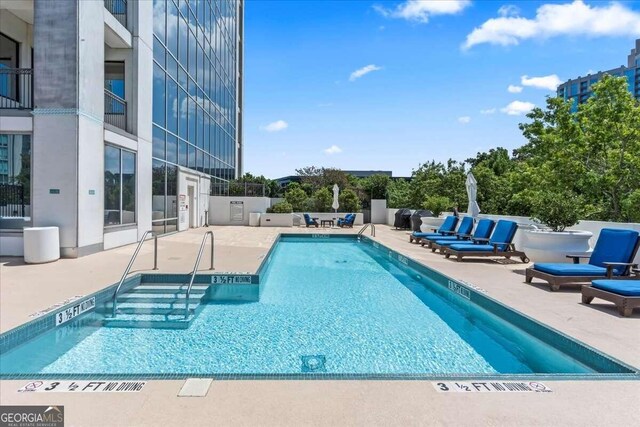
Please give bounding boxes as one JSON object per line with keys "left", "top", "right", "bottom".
{"left": 557, "top": 38, "right": 640, "bottom": 110}
{"left": 151, "top": 0, "right": 242, "bottom": 233}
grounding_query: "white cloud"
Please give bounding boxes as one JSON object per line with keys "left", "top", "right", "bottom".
{"left": 501, "top": 101, "right": 535, "bottom": 116}
{"left": 324, "top": 145, "right": 343, "bottom": 155}
{"left": 261, "top": 120, "right": 288, "bottom": 132}
{"left": 508, "top": 84, "right": 523, "bottom": 93}
{"left": 374, "top": 0, "right": 471, "bottom": 23}
{"left": 480, "top": 108, "right": 496, "bottom": 115}
{"left": 458, "top": 116, "right": 471, "bottom": 124}
{"left": 521, "top": 74, "right": 563, "bottom": 91}
{"left": 349, "top": 64, "right": 382, "bottom": 81}
{"left": 498, "top": 5, "right": 520, "bottom": 18}
{"left": 463, "top": 0, "right": 640, "bottom": 49}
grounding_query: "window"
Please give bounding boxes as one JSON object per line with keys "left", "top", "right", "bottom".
{"left": 104, "top": 145, "right": 136, "bottom": 226}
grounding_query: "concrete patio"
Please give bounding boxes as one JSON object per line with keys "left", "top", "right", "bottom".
{"left": 1, "top": 225, "right": 639, "bottom": 426}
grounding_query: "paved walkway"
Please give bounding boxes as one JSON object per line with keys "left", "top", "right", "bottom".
{"left": 1, "top": 225, "right": 639, "bottom": 426}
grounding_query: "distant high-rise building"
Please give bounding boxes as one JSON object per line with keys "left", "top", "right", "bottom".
{"left": 557, "top": 38, "right": 640, "bottom": 109}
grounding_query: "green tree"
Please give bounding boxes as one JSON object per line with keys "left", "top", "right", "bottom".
{"left": 576, "top": 75, "right": 640, "bottom": 221}
{"left": 284, "top": 184, "right": 308, "bottom": 211}
{"left": 339, "top": 189, "right": 360, "bottom": 212}
{"left": 387, "top": 179, "right": 411, "bottom": 208}
{"left": 312, "top": 187, "right": 333, "bottom": 212}
{"left": 362, "top": 174, "right": 391, "bottom": 199}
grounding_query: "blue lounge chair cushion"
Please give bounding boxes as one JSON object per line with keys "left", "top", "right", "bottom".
{"left": 413, "top": 232, "right": 448, "bottom": 238}
{"left": 448, "top": 243, "right": 495, "bottom": 252}
{"left": 413, "top": 215, "right": 467, "bottom": 238}
{"left": 433, "top": 239, "right": 467, "bottom": 247}
{"left": 488, "top": 220, "right": 518, "bottom": 251}
{"left": 591, "top": 280, "right": 640, "bottom": 297}
{"left": 474, "top": 219, "right": 495, "bottom": 239}
{"left": 588, "top": 229, "right": 640, "bottom": 275}
{"left": 533, "top": 263, "right": 608, "bottom": 277}
{"left": 424, "top": 235, "right": 464, "bottom": 242}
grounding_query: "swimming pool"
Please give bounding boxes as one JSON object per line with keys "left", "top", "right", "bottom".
{"left": 0, "top": 235, "right": 636, "bottom": 379}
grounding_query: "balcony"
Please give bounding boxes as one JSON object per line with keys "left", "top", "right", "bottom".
{"left": 0, "top": 68, "right": 33, "bottom": 110}
{"left": 104, "top": 0, "right": 127, "bottom": 28}
{"left": 104, "top": 89, "right": 127, "bottom": 131}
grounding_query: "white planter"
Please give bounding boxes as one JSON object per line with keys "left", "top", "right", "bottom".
{"left": 24, "top": 227, "right": 60, "bottom": 263}
{"left": 522, "top": 230, "right": 593, "bottom": 263}
{"left": 420, "top": 217, "right": 444, "bottom": 233}
{"left": 260, "top": 213, "right": 293, "bottom": 227}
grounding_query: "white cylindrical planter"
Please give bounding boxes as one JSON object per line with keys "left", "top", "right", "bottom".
{"left": 521, "top": 230, "right": 593, "bottom": 263}
{"left": 249, "top": 212, "right": 261, "bottom": 227}
{"left": 24, "top": 226, "right": 60, "bottom": 263}
{"left": 420, "top": 217, "right": 444, "bottom": 233}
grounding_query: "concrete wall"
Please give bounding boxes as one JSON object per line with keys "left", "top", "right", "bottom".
{"left": 371, "top": 199, "right": 387, "bottom": 224}
{"left": 209, "top": 196, "right": 271, "bottom": 226}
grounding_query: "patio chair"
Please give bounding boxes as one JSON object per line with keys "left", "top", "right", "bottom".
{"left": 444, "top": 220, "right": 528, "bottom": 263}
{"left": 337, "top": 214, "right": 355, "bottom": 228}
{"left": 419, "top": 216, "right": 474, "bottom": 248}
{"left": 581, "top": 275, "right": 640, "bottom": 317}
{"left": 409, "top": 215, "right": 459, "bottom": 243}
{"left": 430, "top": 219, "right": 496, "bottom": 253}
{"left": 525, "top": 228, "right": 640, "bottom": 291}
{"left": 303, "top": 213, "right": 319, "bottom": 228}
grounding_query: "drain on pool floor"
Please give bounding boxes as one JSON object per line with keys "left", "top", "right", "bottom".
{"left": 301, "top": 355, "right": 326, "bottom": 373}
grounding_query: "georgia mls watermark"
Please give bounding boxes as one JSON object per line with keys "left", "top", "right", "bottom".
{"left": 0, "top": 405, "right": 64, "bottom": 427}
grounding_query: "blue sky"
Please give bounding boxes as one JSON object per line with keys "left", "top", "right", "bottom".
{"left": 242, "top": 0, "right": 640, "bottom": 178}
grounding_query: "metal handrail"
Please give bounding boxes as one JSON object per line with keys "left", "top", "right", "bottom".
{"left": 184, "top": 231, "right": 215, "bottom": 319}
{"left": 111, "top": 230, "right": 158, "bottom": 317}
{"left": 358, "top": 224, "right": 376, "bottom": 237}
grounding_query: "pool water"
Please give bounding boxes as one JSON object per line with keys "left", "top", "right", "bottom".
{"left": 1, "top": 238, "right": 595, "bottom": 376}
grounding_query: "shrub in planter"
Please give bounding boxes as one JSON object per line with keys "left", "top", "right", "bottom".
{"left": 530, "top": 191, "right": 583, "bottom": 232}
{"left": 421, "top": 196, "right": 451, "bottom": 217}
{"left": 271, "top": 201, "right": 293, "bottom": 213}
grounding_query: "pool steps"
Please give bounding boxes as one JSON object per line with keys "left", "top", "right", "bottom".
{"left": 101, "top": 282, "right": 210, "bottom": 329}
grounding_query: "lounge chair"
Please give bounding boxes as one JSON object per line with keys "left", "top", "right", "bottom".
{"left": 337, "top": 214, "right": 355, "bottom": 228}
{"left": 444, "top": 220, "right": 528, "bottom": 263}
{"left": 581, "top": 276, "right": 640, "bottom": 317}
{"left": 303, "top": 213, "right": 319, "bottom": 228}
{"left": 409, "top": 215, "right": 459, "bottom": 243}
{"left": 419, "top": 216, "right": 474, "bottom": 248}
{"left": 525, "top": 229, "right": 640, "bottom": 291}
{"left": 430, "top": 219, "right": 496, "bottom": 253}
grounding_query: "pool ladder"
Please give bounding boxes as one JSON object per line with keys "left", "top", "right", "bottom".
{"left": 111, "top": 230, "right": 158, "bottom": 318}
{"left": 184, "top": 231, "right": 215, "bottom": 319}
{"left": 357, "top": 224, "right": 376, "bottom": 238}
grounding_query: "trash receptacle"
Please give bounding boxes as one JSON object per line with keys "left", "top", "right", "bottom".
{"left": 24, "top": 226, "right": 60, "bottom": 263}
{"left": 249, "top": 212, "right": 261, "bottom": 227}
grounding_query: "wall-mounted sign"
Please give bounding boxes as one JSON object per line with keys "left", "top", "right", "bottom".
{"left": 230, "top": 201, "right": 244, "bottom": 222}
{"left": 49, "top": 189, "right": 60, "bottom": 194}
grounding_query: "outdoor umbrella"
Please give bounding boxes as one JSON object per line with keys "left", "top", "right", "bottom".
{"left": 466, "top": 172, "right": 480, "bottom": 218}
{"left": 332, "top": 184, "right": 340, "bottom": 213}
